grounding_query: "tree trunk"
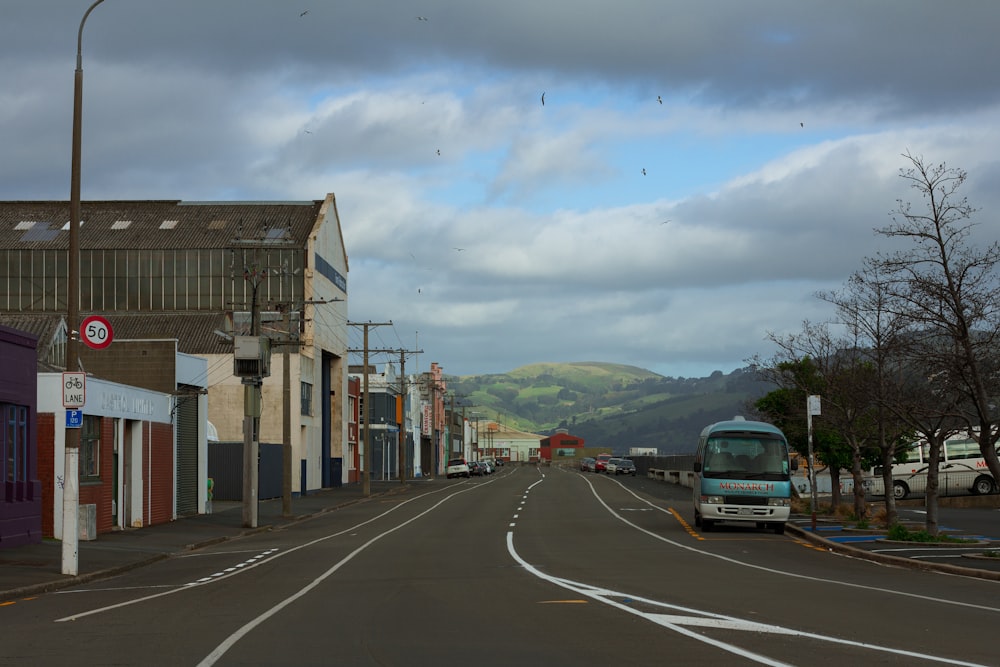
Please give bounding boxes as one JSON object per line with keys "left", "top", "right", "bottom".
{"left": 828, "top": 466, "right": 842, "bottom": 508}
{"left": 881, "top": 448, "right": 897, "bottom": 527}
{"left": 851, "top": 442, "right": 867, "bottom": 520}
{"left": 925, "top": 437, "right": 942, "bottom": 537}
{"left": 978, "top": 424, "right": 1000, "bottom": 486}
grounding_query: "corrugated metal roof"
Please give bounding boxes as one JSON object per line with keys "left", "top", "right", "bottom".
{"left": 92, "top": 312, "right": 232, "bottom": 355}
{"left": 0, "top": 200, "right": 324, "bottom": 250}
{"left": 0, "top": 312, "right": 233, "bottom": 357}
{"left": 0, "top": 313, "right": 61, "bottom": 342}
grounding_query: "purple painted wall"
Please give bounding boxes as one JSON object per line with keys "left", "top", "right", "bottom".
{"left": 0, "top": 324, "right": 41, "bottom": 548}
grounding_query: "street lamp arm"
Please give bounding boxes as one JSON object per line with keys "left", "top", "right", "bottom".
{"left": 77, "top": 0, "right": 106, "bottom": 70}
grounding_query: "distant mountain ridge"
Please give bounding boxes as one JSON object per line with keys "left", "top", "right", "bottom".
{"left": 446, "top": 362, "right": 774, "bottom": 455}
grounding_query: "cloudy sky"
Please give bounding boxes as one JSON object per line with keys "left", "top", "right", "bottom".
{"left": 4, "top": 2, "right": 1000, "bottom": 379}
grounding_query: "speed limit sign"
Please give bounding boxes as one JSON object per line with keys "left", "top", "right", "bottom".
{"left": 80, "top": 315, "right": 113, "bottom": 350}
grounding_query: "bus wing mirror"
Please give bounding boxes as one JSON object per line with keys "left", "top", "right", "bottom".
{"left": 693, "top": 461, "right": 702, "bottom": 473}
{"left": 790, "top": 457, "right": 798, "bottom": 472}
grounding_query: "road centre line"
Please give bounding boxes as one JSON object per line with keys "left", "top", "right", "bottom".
{"left": 196, "top": 482, "right": 489, "bottom": 667}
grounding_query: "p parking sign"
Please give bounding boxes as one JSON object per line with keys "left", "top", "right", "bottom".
{"left": 66, "top": 410, "right": 83, "bottom": 429}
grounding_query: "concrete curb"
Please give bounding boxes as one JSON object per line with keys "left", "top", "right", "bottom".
{"left": 787, "top": 523, "right": 1000, "bottom": 582}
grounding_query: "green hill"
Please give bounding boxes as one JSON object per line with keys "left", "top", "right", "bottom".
{"left": 446, "top": 362, "right": 774, "bottom": 455}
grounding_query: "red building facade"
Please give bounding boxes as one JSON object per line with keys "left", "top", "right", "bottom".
{"left": 540, "top": 429, "right": 585, "bottom": 462}
{"left": 37, "top": 374, "right": 174, "bottom": 539}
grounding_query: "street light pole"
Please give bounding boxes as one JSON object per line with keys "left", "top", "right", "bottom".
{"left": 62, "top": 0, "right": 105, "bottom": 577}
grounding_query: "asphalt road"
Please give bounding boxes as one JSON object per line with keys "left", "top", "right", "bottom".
{"left": 2, "top": 466, "right": 997, "bottom": 666}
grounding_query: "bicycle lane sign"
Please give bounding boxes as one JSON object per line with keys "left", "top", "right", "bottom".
{"left": 63, "top": 372, "right": 86, "bottom": 409}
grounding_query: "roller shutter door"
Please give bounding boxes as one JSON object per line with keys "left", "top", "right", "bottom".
{"left": 176, "top": 396, "right": 199, "bottom": 516}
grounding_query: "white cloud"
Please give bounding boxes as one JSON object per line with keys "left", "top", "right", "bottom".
{"left": 5, "top": 1, "right": 1000, "bottom": 377}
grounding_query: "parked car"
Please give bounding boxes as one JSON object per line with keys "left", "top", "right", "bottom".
{"left": 580, "top": 457, "right": 595, "bottom": 472}
{"left": 594, "top": 454, "right": 613, "bottom": 473}
{"left": 615, "top": 459, "right": 636, "bottom": 476}
{"left": 481, "top": 460, "right": 494, "bottom": 474}
{"left": 446, "top": 458, "right": 470, "bottom": 479}
{"left": 468, "top": 461, "right": 484, "bottom": 476}
{"left": 605, "top": 457, "right": 624, "bottom": 474}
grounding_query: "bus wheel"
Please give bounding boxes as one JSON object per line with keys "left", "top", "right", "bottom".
{"left": 972, "top": 475, "right": 997, "bottom": 495}
{"left": 772, "top": 522, "right": 785, "bottom": 535}
{"left": 701, "top": 519, "right": 714, "bottom": 532}
{"left": 892, "top": 481, "right": 910, "bottom": 501}
{"left": 694, "top": 513, "right": 702, "bottom": 527}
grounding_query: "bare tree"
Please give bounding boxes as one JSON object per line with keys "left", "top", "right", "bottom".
{"left": 873, "top": 153, "right": 1000, "bottom": 488}
{"left": 818, "top": 258, "right": 913, "bottom": 525}
{"left": 760, "top": 321, "right": 880, "bottom": 519}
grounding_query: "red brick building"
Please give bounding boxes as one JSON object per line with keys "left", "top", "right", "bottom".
{"left": 37, "top": 374, "right": 174, "bottom": 538}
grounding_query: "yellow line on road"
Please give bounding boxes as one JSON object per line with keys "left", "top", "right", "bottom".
{"left": 668, "top": 507, "right": 705, "bottom": 540}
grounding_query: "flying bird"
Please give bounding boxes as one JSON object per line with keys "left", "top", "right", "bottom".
{"left": 800, "top": 122, "right": 804, "bottom": 127}
{"left": 657, "top": 95, "right": 662, "bottom": 104}
{"left": 300, "top": 10, "right": 309, "bottom": 17}
{"left": 436, "top": 149, "right": 441, "bottom": 156}
{"left": 453, "top": 247, "right": 465, "bottom": 251}
{"left": 416, "top": 16, "right": 428, "bottom": 21}
{"left": 642, "top": 168, "right": 647, "bottom": 176}
{"left": 541, "top": 92, "right": 545, "bottom": 106}
{"left": 660, "top": 219, "right": 672, "bottom": 225}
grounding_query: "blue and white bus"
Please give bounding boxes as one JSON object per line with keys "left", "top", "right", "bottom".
{"left": 864, "top": 434, "right": 997, "bottom": 500}
{"left": 692, "top": 416, "right": 797, "bottom": 534}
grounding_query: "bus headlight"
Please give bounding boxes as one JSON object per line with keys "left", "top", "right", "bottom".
{"left": 767, "top": 497, "right": 790, "bottom": 507}
{"left": 701, "top": 495, "right": 725, "bottom": 504}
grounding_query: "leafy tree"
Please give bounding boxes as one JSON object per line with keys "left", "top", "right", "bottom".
{"left": 755, "top": 359, "right": 853, "bottom": 507}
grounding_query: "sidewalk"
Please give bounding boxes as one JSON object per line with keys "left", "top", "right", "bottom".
{"left": 0, "top": 480, "right": 417, "bottom": 602}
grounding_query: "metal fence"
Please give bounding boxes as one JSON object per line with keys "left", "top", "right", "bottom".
{"left": 208, "top": 441, "right": 283, "bottom": 501}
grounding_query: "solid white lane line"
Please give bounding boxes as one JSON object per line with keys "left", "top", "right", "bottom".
{"left": 585, "top": 475, "right": 1000, "bottom": 614}
{"left": 507, "top": 531, "right": 988, "bottom": 667}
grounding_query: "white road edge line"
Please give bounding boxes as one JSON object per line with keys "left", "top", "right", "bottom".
{"left": 586, "top": 474, "right": 1000, "bottom": 614}
{"left": 507, "top": 523, "right": 986, "bottom": 665}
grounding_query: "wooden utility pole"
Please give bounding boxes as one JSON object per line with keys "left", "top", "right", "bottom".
{"left": 62, "top": 0, "right": 105, "bottom": 578}
{"left": 396, "top": 348, "right": 421, "bottom": 483}
{"left": 348, "top": 321, "right": 392, "bottom": 496}
{"left": 281, "top": 305, "right": 291, "bottom": 517}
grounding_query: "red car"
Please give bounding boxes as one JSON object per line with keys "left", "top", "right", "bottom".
{"left": 594, "top": 454, "right": 613, "bottom": 473}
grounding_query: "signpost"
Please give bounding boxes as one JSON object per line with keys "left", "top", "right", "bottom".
{"left": 807, "top": 395, "right": 821, "bottom": 531}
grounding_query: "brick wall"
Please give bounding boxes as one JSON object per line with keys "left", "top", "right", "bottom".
{"left": 78, "top": 417, "right": 115, "bottom": 534}
{"left": 37, "top": 413, "right": 54, "bottom": 537}
{"left": 37, "top": 414, "right": 175, "bottom": 536}
{"left": 146, "top": 422, "right": 174, "bottom": 526}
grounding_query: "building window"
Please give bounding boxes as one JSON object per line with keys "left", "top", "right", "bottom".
{"left": 80, "top": 415, "right": 101, "bottom": 479}
{"left": 2, "top": 404, "right": 28, "bottom": 484}
{"left": 300, "top": 382, "right": 312, "bottom": 416}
